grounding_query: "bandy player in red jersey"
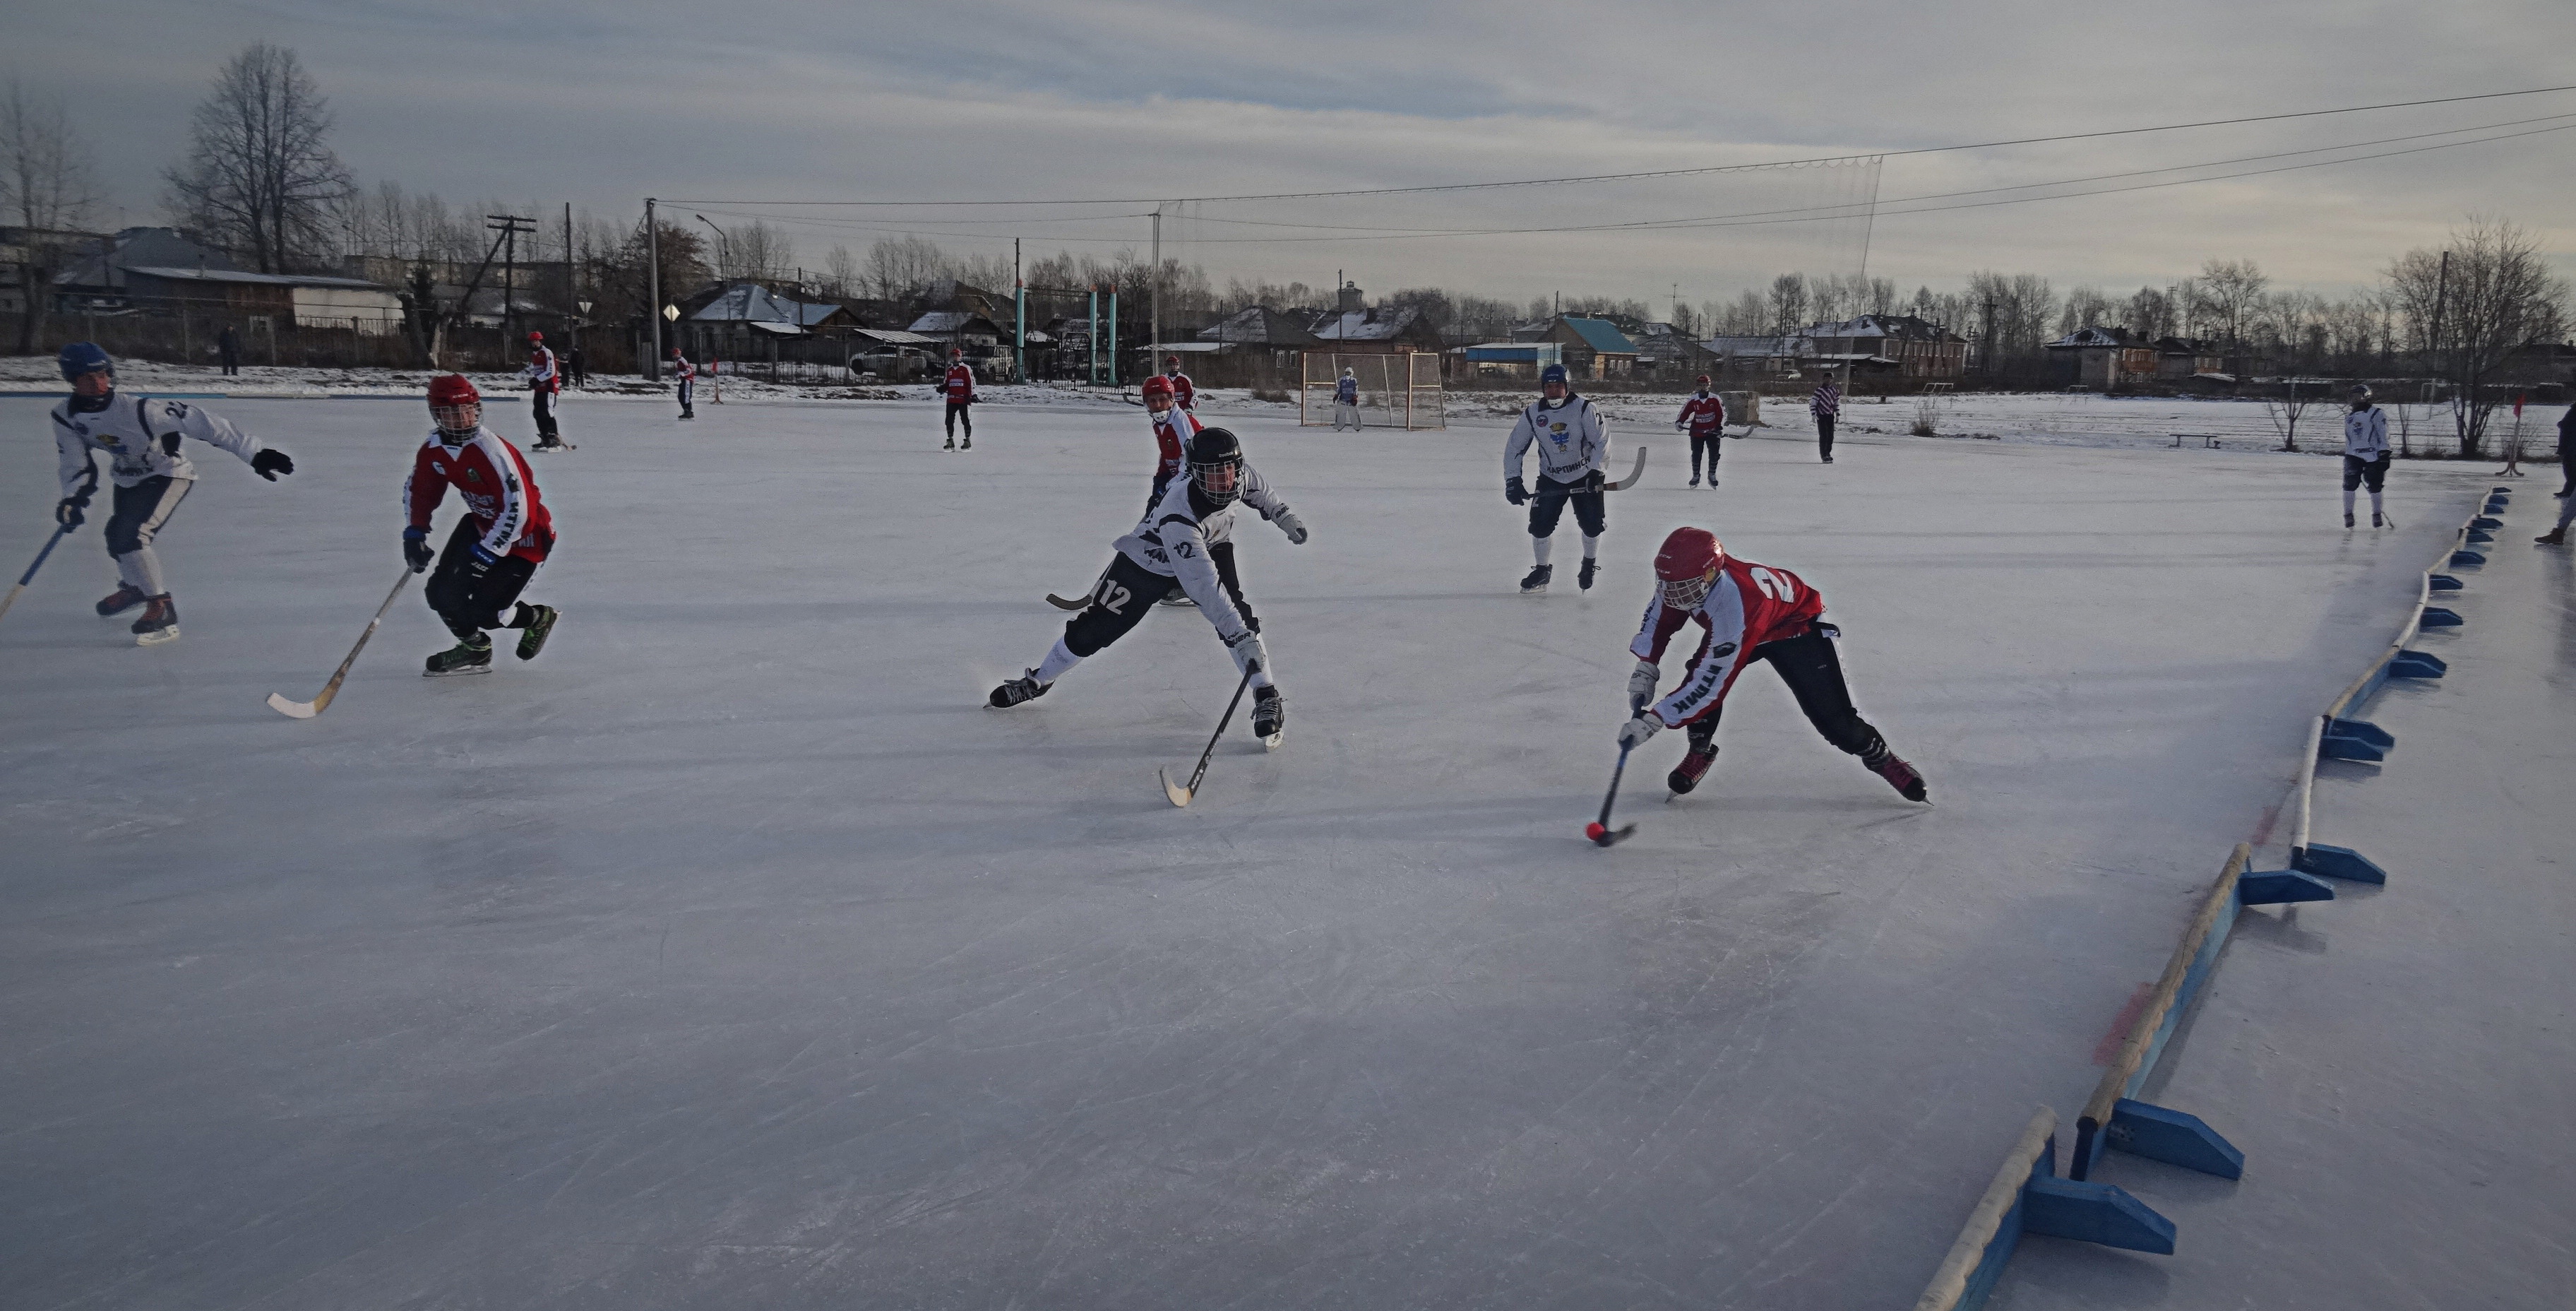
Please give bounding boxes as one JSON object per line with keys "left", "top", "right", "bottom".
{"left": 1141, "top": 373, "right": 1205, "bottom": 604}
{"left": 941, "top": 348, "right": 975, "bottom": 450}
{"left": 402, "top": 376, "right": 560, "bottom": 676}
{"left": 1618, "top": 527, "right": 1926, "bottom": 801}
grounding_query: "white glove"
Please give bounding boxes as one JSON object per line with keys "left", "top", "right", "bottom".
{"left": 1627, "top": 660, "right": 1659, "bottom": 714}
{"left": 1224, "top": 627, "right": 1272, "bottom": 680}
{"left": 1617, "top": 714, "right": 1661, "bottom": 751}
{"left": 1272, "top": 506, "right": 1308, "bottom": 545}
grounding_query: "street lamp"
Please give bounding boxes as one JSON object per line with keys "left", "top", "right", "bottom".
{"left": 694, "top": 214, "right": 729, "bottom": 280}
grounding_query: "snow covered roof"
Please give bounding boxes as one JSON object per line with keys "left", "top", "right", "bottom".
{"left": 849, "top": 328, "right": 940, "bottom": 347}
{"left": 908, "top": 310, "right": 1003, "bottom": 336}
{"left": 2049, "top": 326, "right": 2146, "bottom": 350}
{"left": 693, "top": 283, "right": 842, "bottom": 328}
{"left": 1197, "top": 306, "right": 1325, "bottom": 348}
{"left": 1797, "top": 314, "right": 1962, "bottom": 343}
{"left": 1311, "top": 304, "right": 1433, "bottom": 343}
{"left": 1559, "top": 316, "right": 1638, "bottom": 355}
{"left": 54, "top": 227, "right": 237, "bottom": 290}
{"left": 126, "top": 266, "right": 386, "bottom": 290}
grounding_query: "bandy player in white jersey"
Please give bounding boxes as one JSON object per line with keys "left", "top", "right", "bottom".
{"left": 1618, "top": 526, "right": 1926, "bottom": 802}
{"left": 48, "top": 341, "right": 295, "bottom": 644}
{"left": 988, "top": 427, "right": 1308, "bottom": 745}
{"left": 1503, "top": 362, "right": 1609, "bottom": 593}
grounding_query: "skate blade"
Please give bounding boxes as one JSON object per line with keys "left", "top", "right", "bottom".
{"left": 1520, "top": 586, "right": 1547, "bottom": 595}
{"left": 424, "top": 664, "right": 494, "bottom": 677}
{"left": 1261, "top": 732, "right": 1282, "bottom": 752}
{"left": 134, "top": 627, "right": 179, "bottom": 646}
{"left": 1159, "top": 768, "right": 1193, "bottom": 807}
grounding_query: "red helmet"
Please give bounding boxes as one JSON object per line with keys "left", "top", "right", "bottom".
{"left": 950, "top": 347, "right": 963, "bottom": 358}
{"left": 527, "top": 331, "right": 544, "bottom": 343}
{"left": 427, "top": 374, "right": 482, "bottom": 436}
{"left": 1695, "top": 374, "right": 1712, "bottom": 386}
{"left": 1164, "top": 355, "right": 1181, "bottom": 367}
{"left": 1654, "top": 527, "right": 1724, "bottom": 609}
{"left": 1140, "top": 374, "right": 1174, "bottom": 401}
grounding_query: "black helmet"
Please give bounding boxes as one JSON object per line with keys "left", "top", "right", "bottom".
{"left": 1189, "top": 426, "right": 1245, "bottom": 506}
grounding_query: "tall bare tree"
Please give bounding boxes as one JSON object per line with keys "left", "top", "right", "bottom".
{"left": 2193, "top": 259, "right": 2268, "bottom": 364}
{"left": 163, "top": 43, "right": 351, "bottom": 273}
{"left": 1, "top": 75, "right": 98, "bottom": 353}
{"left": 2386, "top": 217, "right": 2568, "bottom": 457}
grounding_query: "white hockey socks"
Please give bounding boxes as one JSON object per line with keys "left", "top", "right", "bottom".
{"left": 1034, "top": 638, "right": 1083, "bottom": 684}
{"left": 2342, "top": 487, "right": 2357, "bottom": 515}
{"left": 1532, "top": 536, "right": 1554, "bottom": 566}
{"left": 1582, "top": 533, "right": 1600, "bottom": 560}
{"left": 2370, "top": 491, "right": 2385, "bottom": 516}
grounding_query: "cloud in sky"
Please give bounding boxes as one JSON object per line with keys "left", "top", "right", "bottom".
{"left": 14, "top": 0, "right": 2575, "bottom": 305}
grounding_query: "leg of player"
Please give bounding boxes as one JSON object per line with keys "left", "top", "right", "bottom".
{"left": 1523, "top": 478, "right": 1568, "bottom": 593}
{"left": 1758, "top": 623, "right": 1926, "bottom": 802}
{"left": 990, "top": 554, "right": 1161, "bottom": 706}
{"left": 1572, "top": 482, "right": 1606, "bottom": 592}
{"left": 943, "top": 403, "right": 958, "bottom": 451}
{"left": 421, "top": 520, "right": 551, "bottom": 675}
{"left": 2537, "top": 490, "right": 2575, "bottom": 544}
{"left": 1669, "top": 716, "right": 1719, "bottom": 795}
{"left": 1818, "top": 413, "right": 1836, "bottom": 463}
{"left": 105, "top": 475, "right": 191, "bottom": 645}
{"left": 960, "top": 403, "right": 972, "bottom": 451}
{"left": 1702, "top": 429, "right": 1720, "bottom": 487}
{"left": 2367, "top": 454, "right": 2389, "bottom": 527}
{"left": 2342, "top": 455, "right": 2363, "bottom": 527}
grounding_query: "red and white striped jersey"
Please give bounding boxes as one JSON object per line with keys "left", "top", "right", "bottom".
{"left": 1675, "top": 391, "right": 1726, "bottom": 433}
{"left": 1163, "top": 369, "right": 1195, "bottom": 409}
{"left": 523, "top": 345, "right": 558, "bottom": 391}
{"left": 1151, "top": 405, "right": 1201, "bottom": 487}
{"left": 672, "top": 357, "right": 696, "bottom": 381}
{"left": 405, "top": 427, "right": 555, "bottom": 562}
{"left": 941, "top": 363, "right": 976, "bottom": 403}
{"left": 1630, "top": 556, "right": 1826, "bottom": 728}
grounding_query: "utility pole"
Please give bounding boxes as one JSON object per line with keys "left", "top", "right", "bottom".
{"left": 563, "top": 202, "right": 575, "bottom": 342}
{"left": 645, "top": 198, "right": 662, "bottom": 381}
{"left": 1981, "top": 296, "right": 1998, "bottom": 379}
{"left": 1013, "top": 237, "right": 1025, "bottom": 383}
{"left": 1150, "top": 208, "right": 1162, "bottom": 388}
{"left": 487, "top": 214, "right": 537, "bottom": 346}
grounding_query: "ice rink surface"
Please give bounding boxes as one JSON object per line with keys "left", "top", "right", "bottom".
{"left": 0, "top": 393, "right": 2497, "bottom": 1307}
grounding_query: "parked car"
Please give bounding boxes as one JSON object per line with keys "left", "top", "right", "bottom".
{"left": 849, "top": 347, "right": 932, "bottom": 381}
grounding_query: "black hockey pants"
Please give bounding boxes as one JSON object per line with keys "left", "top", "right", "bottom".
{"left": 1527, "top": 473, "right": 1605, "bottom": 539}
{"left": 1815, "top": 413, "right": 1836, "bottom": 461}
{"left": 1689, "top": 429, "right": 1720, "bottom": 479}
{"left": 2342, "top": 453, "right": 2390, "bottom": 493}
{"left": 532, "top": 389, "right": 560, "bottom": 442}
{"left": 426, "top": 517, "right": 546, "bottom": 640}
{"left": 1063, "top": 546, "right": 1253, "bottom": 658}
{"left": 945, "top": 401, "right": 973, "bottom": 439}
{"left": 1684, "top": 624, "right": 1887, "bottom": 762}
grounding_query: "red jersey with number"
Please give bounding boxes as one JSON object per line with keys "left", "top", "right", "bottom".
{"left": 1151, "top": 406, "right": 1201, "bottom": 486}
{"left": 941, "top": 363, "right": 976, "bottom": 403}
{"left": 1630, "top": 557, "right": 1825, "bottom": 727}
{"left": 1676, "top": 392, "right": 1725, "bottom": 433}
{"left": 405, "top": 428, "right": 554, "bottom": 562}
{"left": 1164, "top": 370, "right": 1195, "bottom": 409}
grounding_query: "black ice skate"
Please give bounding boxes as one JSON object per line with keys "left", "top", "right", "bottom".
{"left": 2344, "top": 512, "right": 2356, "bottom": 528}
{"left": 1689, "top": 475, "right": 1700, "bottom": 487}
{"left": 2372, "top": 511, "right": 2383, "bottom": 528}
{"left": 1866, "top": 749, "right": 1928, "bottom": 802}
{"left": 1578, "top": 557, "right": 1597, "bottom": 591}
{"left": 1520, "top": 563, "right": 1552, "bottom": 593}
{"left": 130, "top": 594, "right": 179, "bottom": 646}
{"left": 425, "top": 634, "right": 494, "bottom": 677}
{"left": 960, "top": 436, "right": 972, "bottom": 450}
{"left": 1668, "top": 744, "right": 1717, "bottom": 795}
{"left": 986, "top": 670, "right": 1051, "bottom": 708}
{"left": 96, "top": 584, "right": 147, "bottom": 617}
{"left": 1251, "top": 685, "right": 1284, "bottom": 749}
{"left": 943, "top": 437, "right": 955, "bottom": 451}
{"left": 514, "top": 605, "right": 558, "bottom": 660}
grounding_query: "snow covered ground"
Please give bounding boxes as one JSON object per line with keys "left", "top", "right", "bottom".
{"left": 0, "top": 390, "right": 2505, "bottom": 1307}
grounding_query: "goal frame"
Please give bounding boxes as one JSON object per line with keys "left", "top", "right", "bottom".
{"left": 1299, "top": 350, "right": 1445, "bottom": 430}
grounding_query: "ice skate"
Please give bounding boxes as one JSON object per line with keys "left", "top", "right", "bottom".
{"left": 1251, "top": 685, "right": 1284, "bottom": 749}
{"left": 1519, "top": 562, "right": 1552, "bottom": 594}
{"left": 425, "top": 634, "right": 494, "bottom": 677}
{"left": 1667, "top": 745, "right": 1717, "bottom": 795}
{"left": 960, "top": 436, "right": 972, "bottom": 451}
{"left": 986, "top": 670, "right": 1051, "bottom": 708}
{"left": 2372, "top": 511, "right": 2384, "bottom": 528}
{"left": 130, "top": 594, "right": 179, "bottom": 646}
{"left": 95, "top": 584, "right": 147, "bottom": 617}
{"left": 2539, "top": 529, "right": 2567, "bottom": 545}
{"left": 1866, "top": 750, "right": 1928, "bottom": 802}
{"left": 1688, "top": 474, "right": 1700, "bottom": 487}
{"left": 514, "top": 605, "right": 558, "bottom": 660}
{"left": 2345, "top": 512, "right": 2356, "bottom": 528}
{"left": 1578, "top": 557, "right": 1597, "bottom": 592}
{"left": 943, "top": 437, "right": 955, "bottom": 451}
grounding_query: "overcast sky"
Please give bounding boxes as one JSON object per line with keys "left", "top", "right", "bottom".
{"left": 16, "top": 0, "right": 2576, "bottom": 309}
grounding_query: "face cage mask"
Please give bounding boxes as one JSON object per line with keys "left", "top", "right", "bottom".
{"left": 1191, "top": 459, "right": 1241, "bottom": 506}
{"left": 1660, "top": 571, "right": 1715, "bottom": 611}
{"left": 431, "top": 403, "right": 481, "bottom": 441}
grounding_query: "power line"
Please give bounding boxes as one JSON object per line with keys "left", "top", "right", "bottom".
{"left": 663, "top": 83, "right": 2576, "bottom": 208}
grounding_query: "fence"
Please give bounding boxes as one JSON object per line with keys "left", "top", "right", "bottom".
{"left": 16, "top": 305, "right": 638, "bottom": 376}
{"left": 1916, "top": 484, "right": 2510, "bottom": 1308}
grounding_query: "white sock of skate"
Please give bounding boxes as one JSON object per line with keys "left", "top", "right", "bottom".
{"left": 1532, "top": 536, "right": 1554, "bottom": 566}
{"left": 2342, "top": 487, "right": 2357, "bottom": 515}
{"left": 1582, "top": 533, "right": 1600, "bottom": 560}
{"left": 2370, "top": 492, "right": 2384, "bottom": 517}
{"left": 1034, "top": 638, "right": 1082, "bottom": 684}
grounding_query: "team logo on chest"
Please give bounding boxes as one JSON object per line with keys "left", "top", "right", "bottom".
{"left": 465, "top": 468, "right": 483, "bottom": 485}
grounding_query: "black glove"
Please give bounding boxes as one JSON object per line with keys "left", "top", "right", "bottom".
{"left": 402, "top": 528, "right": 433, "bottom": 573}
{"left": 54, "top": 496, "right": 86, "bottom": 529}
{"left": 1582, "top": 469, "right": 1606, "bottom": 494}
{"left": 1505, "top": 476, "right": 1527, "bottom": 506}
{"left": 251, "top": 449, "right": 294, "bottom": 481}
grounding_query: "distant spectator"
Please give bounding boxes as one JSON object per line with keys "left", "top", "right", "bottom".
{"left": 566, "top": 345, "right": 587, "bottom": 388}
{"left": 217, "top": 324, "right": 240, "bottom": 376}
{"left": 1809, "top": 377, "right": 1841, "bottom": 464}
{"left": 2538, "top": 398, "right": 2575, "bottom": 545}
{"left": 1163, "top": 355, "right": 1195, "bottom": 410}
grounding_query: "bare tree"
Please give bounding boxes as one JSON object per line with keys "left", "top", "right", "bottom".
{"left": 163, "top": 44, "right": 352, "bottom": 273}
{"left": 1765, "top": 273, "right": 1808, "bottom": 334}
{"left": 2263, "top": 379, "right": 2315, "bottom": 451}
{"left": 724, "top": 219, "right": 791, "bottom": 281}
{"left": 823, "top": 244, "right": 859, "bottom": 297}
{"left": 1, "top": 74, "right": 99, "bottom": 353}
{"left": 2386, "top": 217, "right": 2569, "bottom": 458}
{"left": 2194, "top": 259, "right": 2268, "bottom": 366}
{"left": 2056, "top": 285, "right": 2116, "bottom": 336}
{"left": 2125, "top": 286, "right": 2176, "bottom": 340}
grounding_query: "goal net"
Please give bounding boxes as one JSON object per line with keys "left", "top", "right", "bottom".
{"left": 1300, "top": 352, "right": 1445, "bottom": 430}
